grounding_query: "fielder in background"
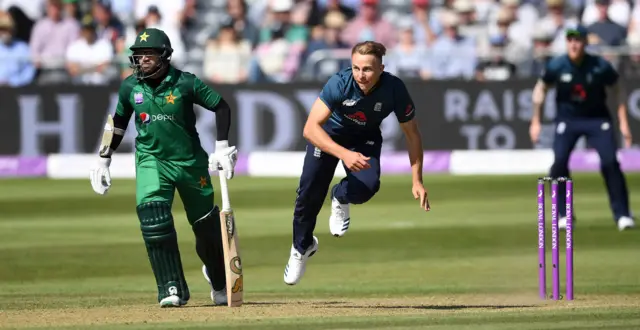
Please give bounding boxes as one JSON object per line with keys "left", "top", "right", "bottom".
{"left": 284, "top": 41, "right": 430, "bottom": 285}
{"left": 88, "top": 28, "right": 239, "bottom": 307}
{"left": 529, "top": 25, "right": 635, "bottom": 231}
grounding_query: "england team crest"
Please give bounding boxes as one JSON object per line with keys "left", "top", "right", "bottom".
{"left": 374, "top": 102, "right": 382, "bottom": 112}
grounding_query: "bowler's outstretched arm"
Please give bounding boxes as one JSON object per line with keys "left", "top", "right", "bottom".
{"left": 400, "top": 119, "right": 430, "bottom": 211}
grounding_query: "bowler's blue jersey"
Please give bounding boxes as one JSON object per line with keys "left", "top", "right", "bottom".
{"left": 540, "top": 53, "right": 618, "bottom": 121}
{"left": 319, "top": 68, "right": 416, "bottom": 138}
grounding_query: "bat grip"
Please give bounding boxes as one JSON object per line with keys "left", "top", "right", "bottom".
{"left": 219, "top": 170, "right": 232, "bottom": 212}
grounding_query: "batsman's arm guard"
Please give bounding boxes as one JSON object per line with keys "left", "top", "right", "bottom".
{"left": 99, "top": 114, "right": 127, "bottom": 157}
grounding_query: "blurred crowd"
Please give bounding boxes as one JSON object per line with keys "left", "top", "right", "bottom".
{"left": 1, "top": 0, "right": 640, "bottom": 87}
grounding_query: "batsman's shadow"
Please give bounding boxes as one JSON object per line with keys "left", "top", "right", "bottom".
{"left": 182, "top": 301, "right": 289, "bottom": 308}
{"left": 326, "top": 304, "right": 536, "bottom": 310}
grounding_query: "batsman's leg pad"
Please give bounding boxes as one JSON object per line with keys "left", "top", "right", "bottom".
{"left": 137, "top": 201, "right": 190, "bottom": 303}
{"left": 191, "top": 206, "right": 226, "bottom": 291}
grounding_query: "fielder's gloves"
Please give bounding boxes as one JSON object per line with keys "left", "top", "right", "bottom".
{"left": 209, "top": 140, "right": 238, "bottom": 180}
{"left": 90, "top": 157, "right": 112, "bottom": 195}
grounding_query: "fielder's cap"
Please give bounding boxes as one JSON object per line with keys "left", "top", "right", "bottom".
{"left": 565, "top": 25, "right": 588, "bottom": 39}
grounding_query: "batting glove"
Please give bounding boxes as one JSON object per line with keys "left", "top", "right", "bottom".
{"left": 90, "top": 157, "right": 112, "bottom": 195}
{"left": 209, "top": 140, "right": 238, "bottom": 180}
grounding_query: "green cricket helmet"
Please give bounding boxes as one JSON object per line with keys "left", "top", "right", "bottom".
{"left": 129, "top": 28, "right": 173, "bottom": 79}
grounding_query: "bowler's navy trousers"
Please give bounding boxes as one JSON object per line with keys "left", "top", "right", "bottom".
{"left": 550, "top": 118, "right": 630, "bottom": 220}
{"left": 292, "top": 135, "right": 382, "bottom": 253}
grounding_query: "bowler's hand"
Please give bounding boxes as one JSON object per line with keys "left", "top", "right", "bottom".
{"left": 412, "top": 182, "right": 430, "bottom": 211}
{"left": 210, "top": 140, "right": 238, "bottom": 180}
{"left": 341, "top": 151, "right": 371, "bottom": 172}
{"left": 620, "top": 122, "right": 633, "bottom": 148}
{"left": 529, "top": 120, "right": 541, "bottom": 145}
{"left": 89, "top": 157, "right": 112, "bottom": 195}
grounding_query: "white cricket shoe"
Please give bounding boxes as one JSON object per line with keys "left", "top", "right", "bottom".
{"left": 618, "top": 216, "right": 635, "bottom": 231}
{"left": 159, "top": 294, "right": 187, "bottom": 308}
{"left": 329, "top": 197, "right": 350, "bottom": 237}
{"left": 202, "top": 265, "right": 228, "bottom": 306}
{"left": 284, "top": 236, "right": 318, "bottom": 285}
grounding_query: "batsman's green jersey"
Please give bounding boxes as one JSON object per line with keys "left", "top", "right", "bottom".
{"left": 117, "top": 66, "right": 221, "bottom": 218}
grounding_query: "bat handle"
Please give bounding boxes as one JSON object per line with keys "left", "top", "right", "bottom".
{"left": 218, "top": 169, "right": 232, "bottom": 212}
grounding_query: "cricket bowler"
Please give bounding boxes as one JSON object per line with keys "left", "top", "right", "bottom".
{"left": 529, "top": 25, "right": 635, "bottom": 231}
{"left": 88, "top": 28, "right": 239, "bottom": 307}
{"left": 283, "top": 41, "right": 430, "bottom": 285}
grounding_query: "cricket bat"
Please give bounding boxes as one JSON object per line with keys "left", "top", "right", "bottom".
{"left": 218, "top": 169, "right": 243, "bottom": 307}
{"left": 98, "top": 115, "right": 114, "bottom": 157}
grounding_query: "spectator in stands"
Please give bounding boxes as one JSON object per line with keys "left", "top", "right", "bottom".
{"left": 226, "top": 0, "right": 259, "bottom": 47}
{"left": 301, "top": 11, "right": 350, "bottom": 80}
{"left": 117, "top": 18, "right": 145, "bottom": 79}
{"left": 618, "top": 32, "right": 640, "bottom": 77}
{"left": 0, "top": 11, "right": 35, "bottom": 86}
{"left": 92, "top": 0, "right": 124, "bottom": 48}
{"left": 143, "top": 5, "right": 186, "bottom": 68}
{"left": 104, "top": 0, "right": 134, "bottom": 25}
{"left": 527, "top": 24, "right": 555, "bottom": 77}
{"left": 306, "top": 0, "right": 356, "bottom": 27}
{"left": 454, "top": 0, "right": 488, "bottom": 43}
{"left": 408, "top": 0, "right": 437, "bottom": 45}
{"left": 586, "top": 0, "right": 627, "bottom": 46}
{"left": 384, "top": 18, "right": 429, "bottom": 80}
{"left": 540, "top": 0, "right": 580, "bottom": 54}
{"left": 341, "top": 0, "right": 397, "bottom": 47}
{"left": 423, "top": 11, "right": 477, "bottom": 80}
{"left": 475, "top": 35, "right": 517, "bottom": 81}
{"left": 5, "top": 5, "right": 34, "bottom": 43}
{"left": 203, "top": 18, "right": 251, "bottom": 84}
{"left": 0, "top": 0, "right": 45, "bottom": 22}
{"left": 63, "top": 0, "right": 81, "bottom": 21}
{"left": 488, "top": 0, "right": 537, "bottom": 48}
{"left": 258, "top": 0, "right": 308, "bottom": 45}
{"left": 134, "top": 0, "right": 187, "bottom": 33}
{"left": 481, "top": 8, "right": 530, "bottom": 72}
{"left": 65, "top": 16, "right": 115, "bottom": 85}
{"left": 582, "top": 0, "right": 630, "bottom": 27}
{"left": 30, "top": 0, "right": 80, "bottom": 84}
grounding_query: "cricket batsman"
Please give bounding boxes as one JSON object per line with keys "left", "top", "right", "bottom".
{"left": 283, "top": 41, "right": 430, "bottom": 285}
{"left": 88, "top": 28, "right": 239, "bottom": 307}
{"left": 529, "top": 25, "right": 635, "bottom": 231}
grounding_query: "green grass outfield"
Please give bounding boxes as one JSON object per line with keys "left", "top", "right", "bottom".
{"left": 0, "top": 174, "right": 639, "bottom": 329}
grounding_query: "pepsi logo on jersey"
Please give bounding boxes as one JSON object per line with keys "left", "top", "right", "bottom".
{"left": 140, "top": 112, "right": 175, "bottom": 124}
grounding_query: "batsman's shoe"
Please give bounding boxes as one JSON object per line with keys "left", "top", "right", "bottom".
{"left": 202, "top": 265, "right": 228, "bottom": 306}
{"left": 329, "top": 197, "right": 350, "bottom": 237}
{"left": 617, "top": 216, "right": 635, "bottom": 231}
{"left": 284, "top": 236, "right": 318, "bottom": 285}
{"left": 159, "top": 295, "right": 188, "bottom": 308}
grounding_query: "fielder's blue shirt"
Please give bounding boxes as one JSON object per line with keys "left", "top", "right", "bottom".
{"left": 319, "top": 68, "right": 416, "bottom": 138}
{"left": 540, "top": 53, "right": 618, "bottom": 121}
